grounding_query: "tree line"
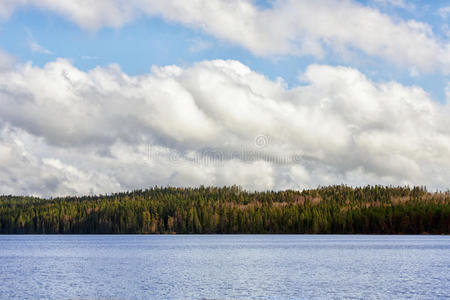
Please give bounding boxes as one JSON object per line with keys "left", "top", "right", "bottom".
{"left": 0, "top": 185, "right": 448, "bottom": 234}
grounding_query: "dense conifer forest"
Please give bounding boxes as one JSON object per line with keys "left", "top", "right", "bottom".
{"left": 0, "top": 185, "right": 448, "bottom": 234}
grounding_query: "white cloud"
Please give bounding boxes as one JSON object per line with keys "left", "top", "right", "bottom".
{"left": 1, "top": 57, "right": 450, "bottom": 196}
{"left": 446, "top": 82, "right": 450, "bottom": 102}
{"left": 0, "top": 0, "right": 26, "bottom": 19}
{"left": 25, "top": 28, "right": 53, "bottom": 55}
{"left": 1, "top": 0, "right": 136, "bottom": 29}
{"left": 372, "top": 0, "right": 415, "bottom": 10}
{"left": 441, "top": 24, "right": 450, "bottom": 38}
{"left": 438, "top": 6, "right": 450, "bottom": 19}
{"left": 1, "top": 0, "right": 449, "bottom": 73}
{"left": 81, "top": 55, "right": 99, "bottom": 60}
{"left": 29, "top": 41, "right": 53, "bottom": 55}
{"left": 0, "top": 48, "right": 14, "bottom": 70}
{"left": 187, "top": 38, "right": 213, "bottom": 53}
{"left": 409, "top": 66, "right": 420, "bottom": 78}
{"left": 0, "top": 127, "right": 122, "bottom": 196}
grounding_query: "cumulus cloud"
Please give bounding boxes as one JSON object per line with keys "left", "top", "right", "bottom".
{"left": 0, "top": 56, "right": 450, "bottom": 196}
{"left": 1, "top": 0, "right": 449, "bottom": 73}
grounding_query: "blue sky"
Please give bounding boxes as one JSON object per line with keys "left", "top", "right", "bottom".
{"left": 0, "top": 0, "right": 448, "bottom": 100}
{"left": 1, "top": 0, "right": 450, "bottom": 196}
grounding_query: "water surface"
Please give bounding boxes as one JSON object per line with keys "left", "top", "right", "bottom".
{"left": 0, "top": 235, "right": 448, "bottom": 299}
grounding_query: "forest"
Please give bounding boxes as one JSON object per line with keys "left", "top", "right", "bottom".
{"left": 0, "top": 185, "right": 448, "bottom": 234}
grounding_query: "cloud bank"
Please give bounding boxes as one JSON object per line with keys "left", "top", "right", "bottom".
{"left": 1, "top": 0, "right": 449, "bottom": 73}
{"left": 1, "top": 55, "right": 450, "bottom": 196}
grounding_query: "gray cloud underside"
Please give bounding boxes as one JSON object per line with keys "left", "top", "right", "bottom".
{"left": 0, "top": 57, "right": 450, "bottom": 196}
{"left": 1, "top": 0, "right": 449, "bottom": 73}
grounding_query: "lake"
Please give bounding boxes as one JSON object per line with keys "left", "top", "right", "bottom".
{"left": 0, "top": 235, "right": 448, "bottom": 299}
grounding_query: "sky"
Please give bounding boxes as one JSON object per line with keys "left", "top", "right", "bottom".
{"left": 0, "top": 0, "right": 449, "bottom": 197}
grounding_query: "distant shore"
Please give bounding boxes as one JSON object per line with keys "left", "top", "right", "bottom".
{"left": 1, "top": 185, "right": 448, "bottom": 234}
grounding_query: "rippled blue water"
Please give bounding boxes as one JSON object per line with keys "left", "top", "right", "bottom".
{"left": 0, "top": 235, "right": 448, "bottom": 299}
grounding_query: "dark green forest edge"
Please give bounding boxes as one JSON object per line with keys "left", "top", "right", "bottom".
{"left": 0, "top": 185, "right": 449, "bottom": 234}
